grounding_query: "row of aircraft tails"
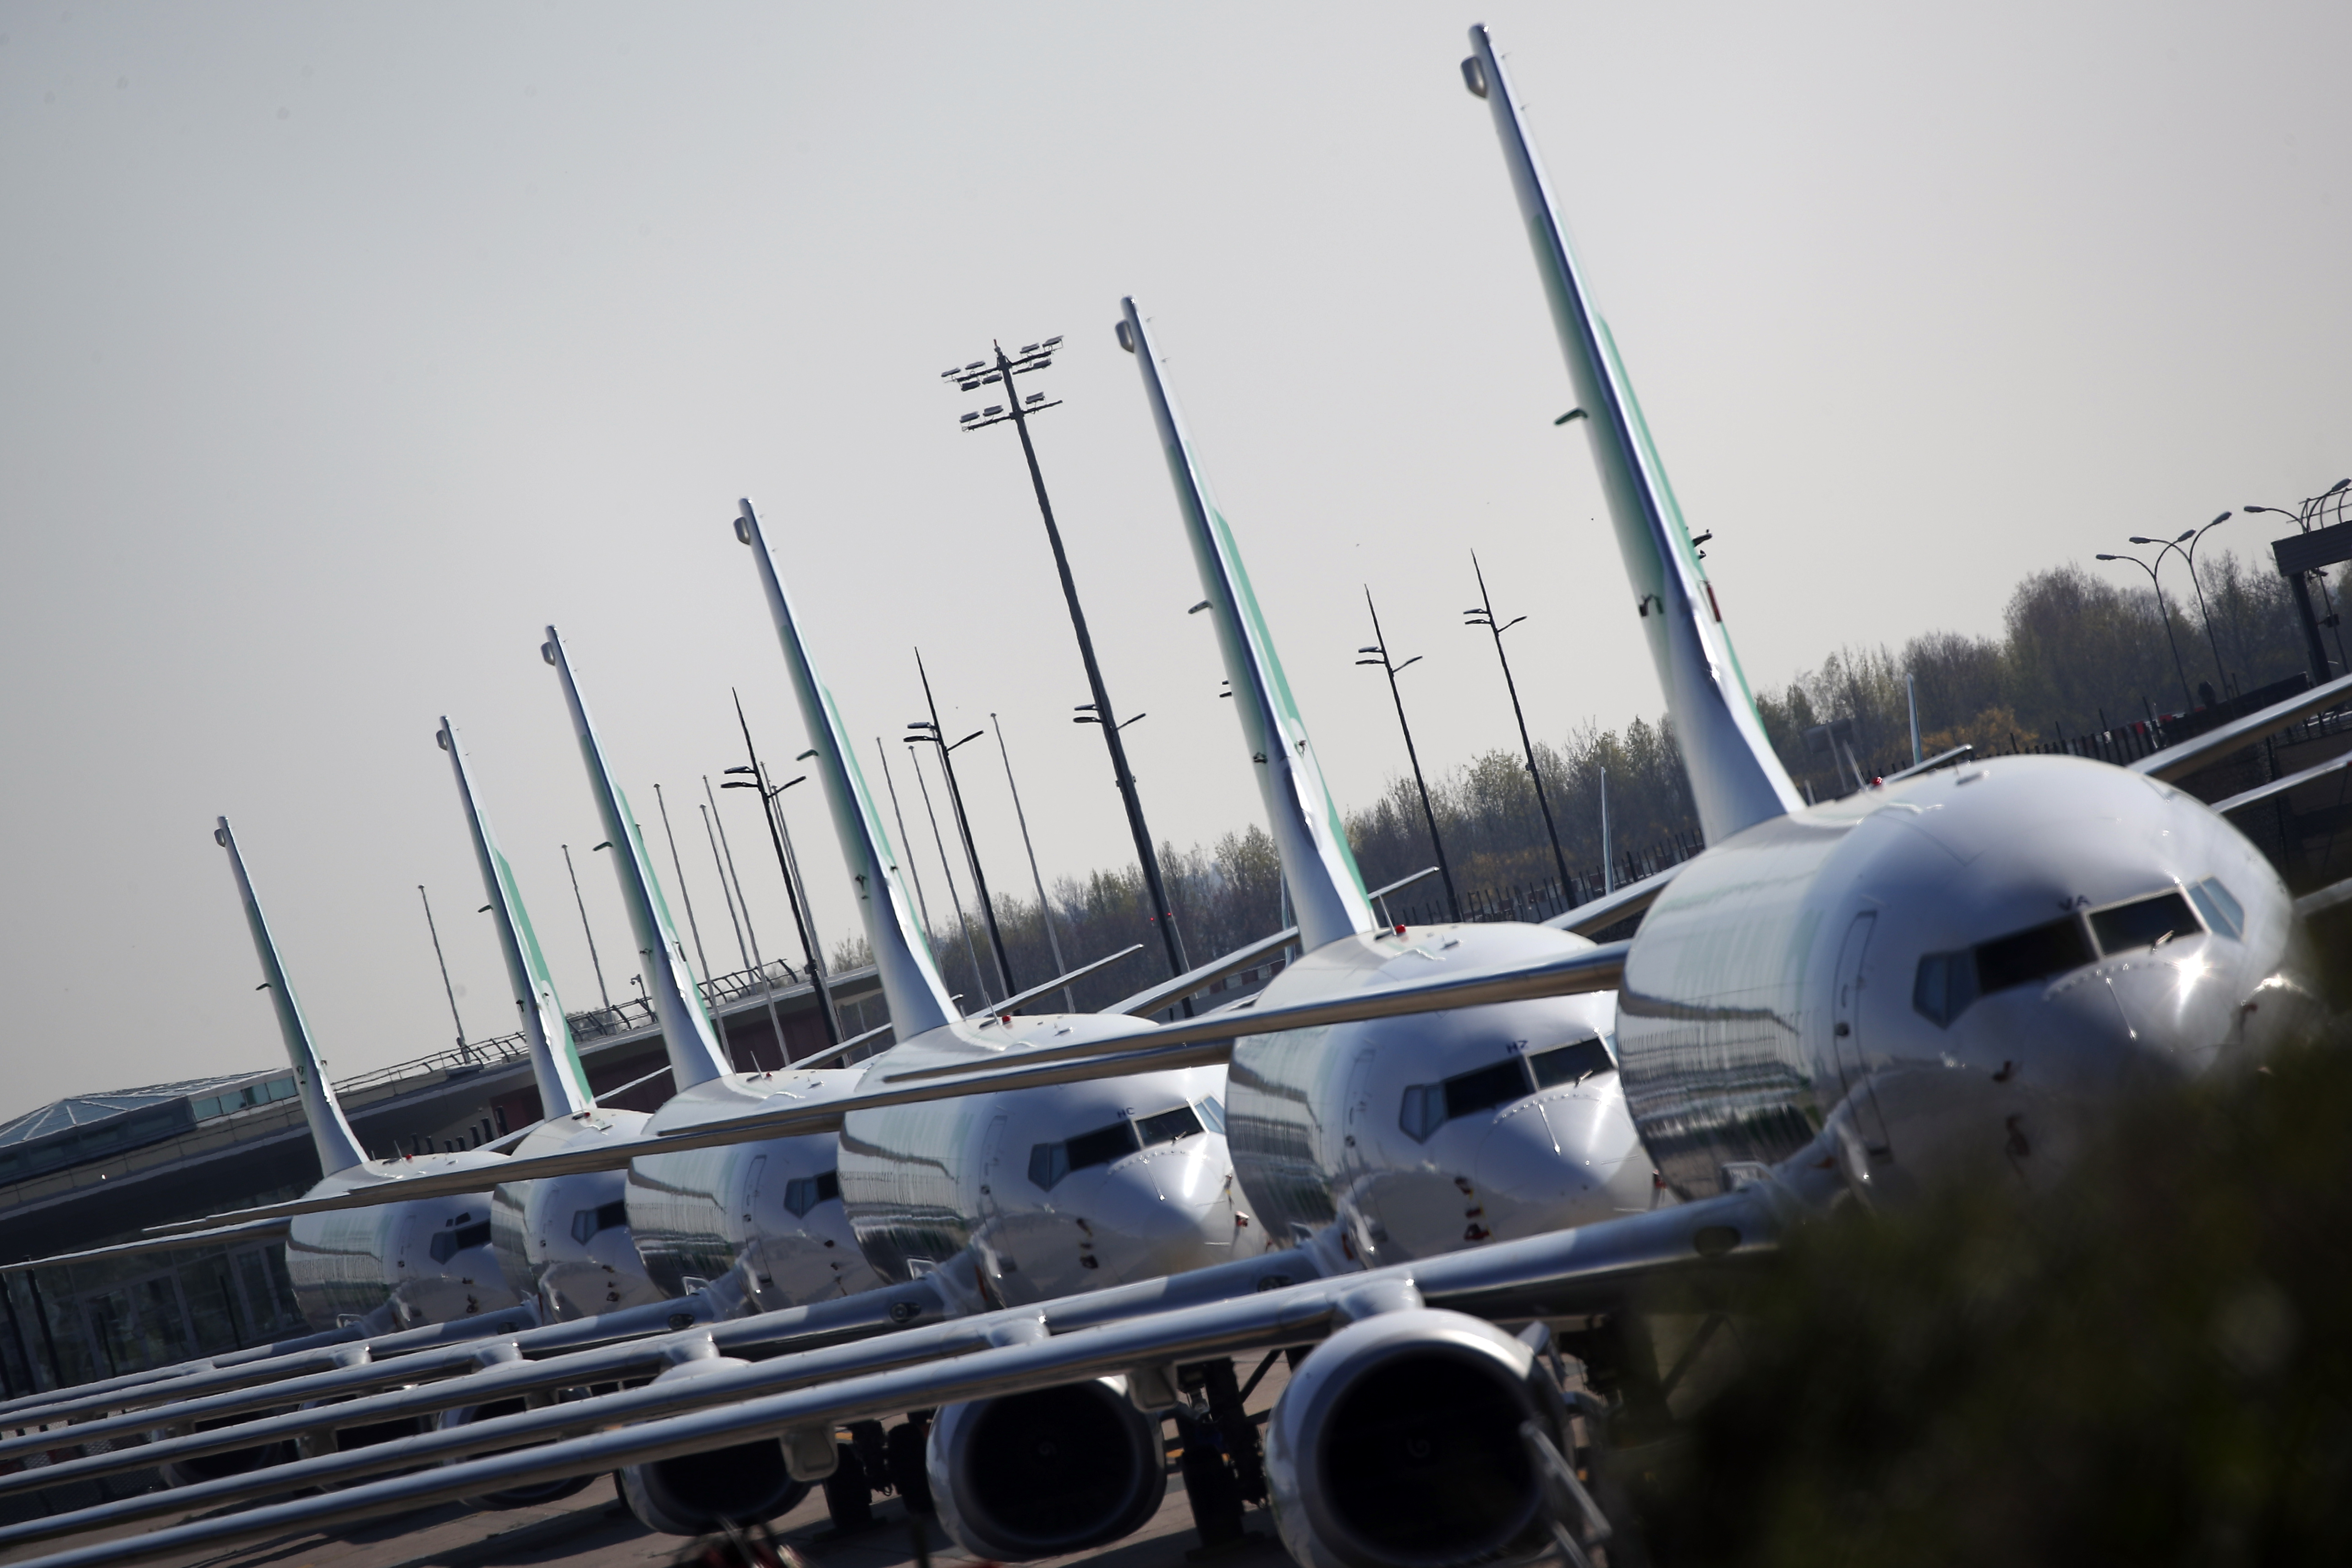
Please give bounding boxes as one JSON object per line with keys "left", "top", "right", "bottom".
{"left": 3, "top": 25, "right": 2344, "bottom": 1568}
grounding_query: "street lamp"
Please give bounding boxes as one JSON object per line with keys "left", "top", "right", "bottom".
{"left": 722, "top": 691, "right": 842, "bottom": 1049}
{"left": 560, "top": 843, "right": 612, "bottom": 1011}
{"left": 2248, "top": 484, "right": 2352, "bottom": 679}
{"left": 941, "top": 335, "right": 1192, "bottom": 993}
{"left": 1359, "top": 588, "right": 1461, "bottom": 922}
{"left": 905, "top": 650, "right": 1016, "bottom": 1000}
{"left": 416, "top": 884, "right": 469, "bottom": 1061}
{"left": 1464, "top": 552, "right": 1573, "bottom": 900}
{"left": 2132, "top": 513, "right": 2232, "bottom": 698}
{"left": 2094, "top": 550, "right": 2197, "bottom": 713}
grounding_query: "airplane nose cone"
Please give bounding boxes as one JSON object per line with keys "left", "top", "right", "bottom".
{"left": 1080, "top": 1141, "right": 1237, "bottom": 1284}
{"left": 1474, "top": 1083, "right": 1650, "bottom": 1236}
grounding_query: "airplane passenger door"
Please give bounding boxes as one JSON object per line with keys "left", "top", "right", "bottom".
{"left": 1831, "top": 913, "right": 1892, "bottom": 1152}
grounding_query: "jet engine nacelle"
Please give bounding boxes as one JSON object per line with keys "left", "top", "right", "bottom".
{"left": 436, "top": 1395, "right": 596, "bottom": 1511}
{"left": 617, "top": 1348, "right": 810, "bottom": 1535}
{"left": 927, "top": 1378, "right": 1167, "bottom": 1562}
{"left": 1266, "top": 1308, "right": 1565, "bottom": 1568}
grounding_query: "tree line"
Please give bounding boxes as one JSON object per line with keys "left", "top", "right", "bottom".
{"left": 830, "top": 546, "right": 2333, "bottom": 1014}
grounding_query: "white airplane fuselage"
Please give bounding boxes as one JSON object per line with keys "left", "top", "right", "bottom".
{"left": 1224, "top": 921, "right": 1653, "bottom": 1271}
{"left": 488, "top": 1112, "right": 668, "bottom": 1321}
{"left": 626, "top": 1070, "right": 880, "bottom": 1313}
{"left": 843, "top": 1014, "right": 1239, "bottom": 1309}
{"left": 1617, "top": 754, "right": 2318, "bottom": 1205}
{"left": 283, "top": 1152, "right": 532, "bottom": 1332}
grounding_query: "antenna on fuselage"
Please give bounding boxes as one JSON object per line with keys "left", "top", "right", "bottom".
{"left": 1465, "top": 24, "right": 1802, "bottom": 843}
{"left": 437, "top": 719, "right": 597, "bottom": 1118}
{"left": 734, "top": 499, "right": 959, "bottom": 1039}
{"left": 212, "top": 817, "right": 371, "bottom": 1175}
{"left": 542, "top": 629, "right": 735, "bottom": 1089}
{"left": 1117, "top": 298, "right": 1377, "bottom": 950}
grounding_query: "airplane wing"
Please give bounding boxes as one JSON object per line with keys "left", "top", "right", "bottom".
{"left": 0, "top": 1215, "right": 290, "bottom": 1275}
{"left": 1542, "top": 863, "right": 1680, "bottom": 938}
{"left": 1464, "top": 24, "right": 1802, "bottom": 845}
{"left": 143, "top": 938, "right": 1632, "bottom": 1232}
{"left": 5, "top": 1187, "right": 1779, "bottom": 1566}
{"left": 2131, "top": 670, "right": 2352, "bottom": 784}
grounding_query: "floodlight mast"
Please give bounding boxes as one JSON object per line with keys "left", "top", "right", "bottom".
{"left": 944, "top": 337, "right": 1194, "bottom": 1002}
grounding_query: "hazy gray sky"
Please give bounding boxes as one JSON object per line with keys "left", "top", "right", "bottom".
{"left": 2, "top": 3, "right": 2344, "bottom": 1113}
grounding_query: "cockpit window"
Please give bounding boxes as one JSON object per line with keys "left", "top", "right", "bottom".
{"left": 1530, "top": 1037, "right": 1614, "bottom": 1089}
{"left": 782, "top": 1170, "right": 840, "bottom": 1218}
{"left": 1399, "top": 1038, "right": 1618, "bottom": 1143}
{"left": 2090, "top": 890, "right": 2200, "bottom": 955}
{"left": 2188, "top": 877, "right": 2244, "bottom": 940}
{"left": 1915, "top": 916, "right": 2094, "bottom": 1028}
{"left": 1974, "top": 917, "right": 2096, "bottom": 995}
{"left": 1135, "top": 1103, "right": 1205, "bottom": 1148}
{"left": 428, "top": 1219, "right": 493, "bottom": 1263}
{"left": 1029, "top": 1098, "right": 1215, "bottom": 1193}
{"left": 570, "top": 1199, "right": 628, "bottom": 1244}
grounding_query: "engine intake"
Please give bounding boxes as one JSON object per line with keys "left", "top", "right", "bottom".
{"left": 1266, "top": 1308, "right": 1558, "bottom": 1568}
{"left": 618, "top": 1352, "right": 808, "bottom": 1535}
{"left": 928, "top": 1379, "right": 1165, "bottom": 1561}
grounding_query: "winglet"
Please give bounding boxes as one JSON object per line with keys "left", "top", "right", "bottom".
{"left": 1118, "top": 299, "right": 1377, "bottom": 950}
{"left": 212, "top": 818, "right": 370, "bottom": 1174}
{"left": 541, "top": 629, "right": 735, "bottom": 1089}
{"left": 1466, "top": 25, "right": 1802, "bottom": 843}
{"left": 437, "top": 720, "right": 597, "bottom": 1118}
{"left": 734, "top": 500, "right": 958, "bottom": 1038}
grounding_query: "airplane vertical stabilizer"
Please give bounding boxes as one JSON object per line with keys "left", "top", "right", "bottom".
{"left": 1466, "top": 25, "right": 1803, "bottom": 843}
{"left": 437, "top": 720, "right": 597, "bottom": 1120}
{"left": 735, "top": 501, "right": 957, "bottom": 1038}
{"left": 1118, "top": 299, "right": 1378, "bottom": 950}
{"left": 542, "top": 630, "right": 735, "bottom": 1089}
{"left": 212, "top": 818, "right": 371, "bottom": 1175}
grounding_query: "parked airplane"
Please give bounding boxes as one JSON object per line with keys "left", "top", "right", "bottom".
{"left": 52, "top": 23, "right": 2352, "bottom": 1568}
{"left": 205, "top": 819, "right": 532, "bottom": 1336}
{"left": 436, "top": 718, "right": 669, "bottom": 1323}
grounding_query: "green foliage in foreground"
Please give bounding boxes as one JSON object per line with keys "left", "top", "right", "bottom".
{"left": 1643, "top": 1037, "right": 2352, "bottom": 1567}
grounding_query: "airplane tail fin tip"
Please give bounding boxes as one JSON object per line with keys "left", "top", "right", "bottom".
{"left": 1117, "top": 300, "right": 1377, "bottom": 949}
{"left": 733, "top": 501, "right": 959, "bottom": 1038}
{"left": 211, "top": 818, "right": 370, "bottom": 1176}
{"left": 1465, "top": 26, "right": 1801, "bottom": 842}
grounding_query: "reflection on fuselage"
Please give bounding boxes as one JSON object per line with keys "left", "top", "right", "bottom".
{"left": 284, "top": 1157, "right": 529, "bottom": 1332}
{"left": 625, "top": 1070, "right": 877, "bottom": 1314}
{"left": 1225, "top": 920, "right": 1655, "bottom": 1271}
{"left": 842, "top": 1014, "right": 1241, "bottom": 1309}
{"left": 1616, "top": 756, "right": 2319, "bottom": 1204}
{"left": 489, "top": 1111, "right": 667, "bottom": 1321}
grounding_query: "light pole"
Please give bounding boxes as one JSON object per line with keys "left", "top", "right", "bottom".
{"left": 907, "top": 738, "right": 988, "bottom": 1006}
{"left": 1464, "top": 552, "right": 1573, "bottom": 899}
{"left": 723, "top": 692, "right": 841, "bottom": 1049}
{"left": 992, "top": 713, "right": 1075, "bottom": 1010}
{"left": 700, "top": 775, "right": 787, "bottom": 1056}
{"left": 2094, "top": 549, "right": 2197, "bottom": 713}
{"left": 906, "top": 650, "right": 1015, "bottom": 1001}
{"left": 416, "top": 885, "right": 469, "bottom": 1061}
{"left": 652, "top": 783, "right": 714, "bottom": 990}
{"left": 1358, "top": 588, "right": 1460, "bottom": 922}
{"left": 942, "top": 336, "right": 1191, "bottom": 989}
{"left": 560, "top": 843, "right": 611, "bottom": 1011}
{"left": 2248, "top": 481, "right": 2352, "bottom": 679}
{"left": 2133, "top": 513, "right": 2231, "bottom": 697}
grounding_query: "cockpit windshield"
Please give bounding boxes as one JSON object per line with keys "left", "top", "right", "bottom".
{"left": 1914, "top": 877, "right": 2239, "bottom": 1028}
{"left": 1398, "top": 1036, "right": 1616, "bottom": 1143}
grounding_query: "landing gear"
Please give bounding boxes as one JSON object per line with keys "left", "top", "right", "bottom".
{"left": 821, "top": 1439, "right": 873, "bottom": 1532}
{"left": 884, "top": 1410, "right": 934, "bottom": 1516}
{"left": 1172, "top": 1355, "right": 1273, "bottom": 1555}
